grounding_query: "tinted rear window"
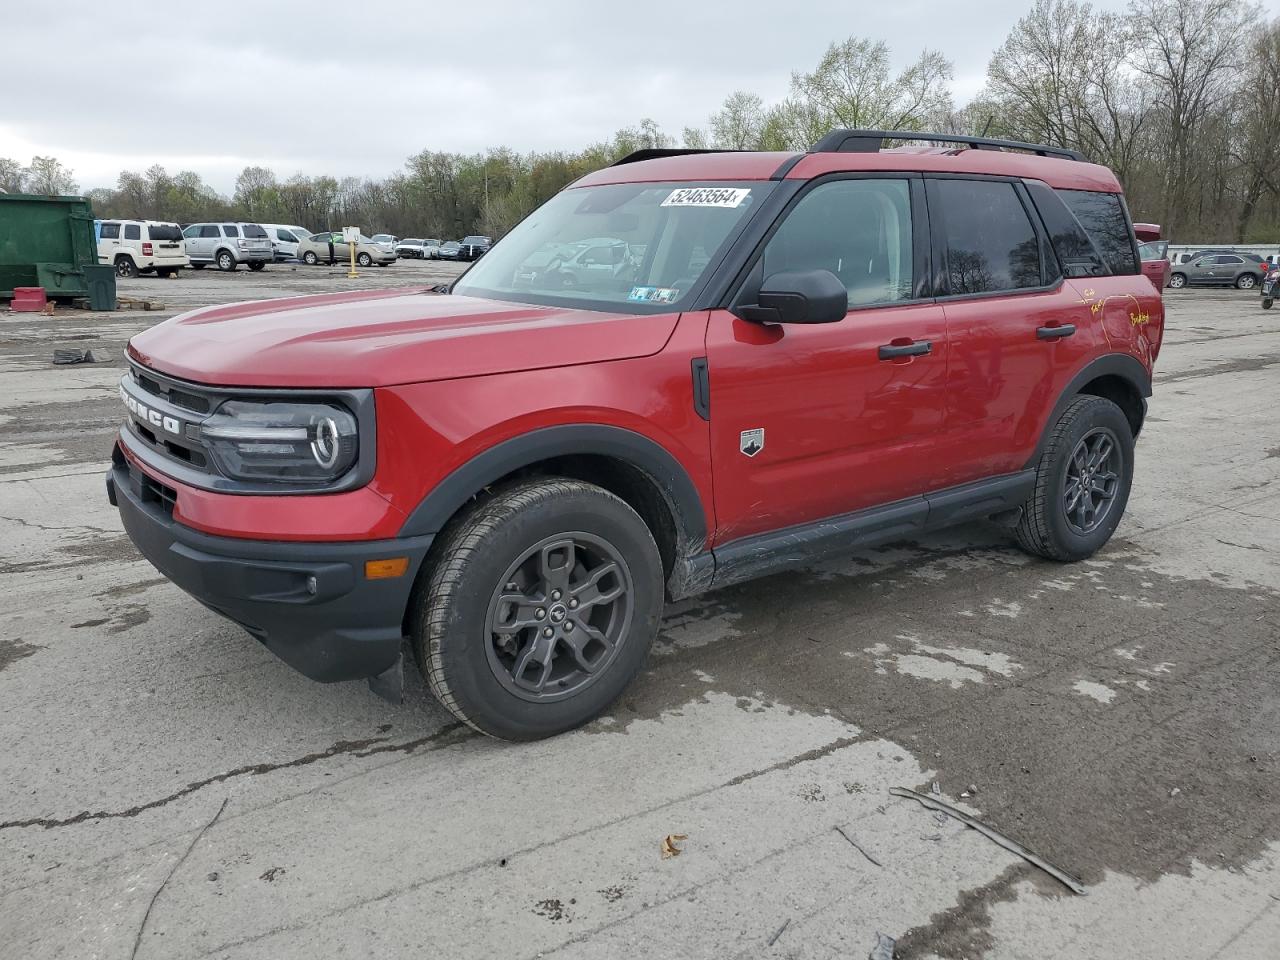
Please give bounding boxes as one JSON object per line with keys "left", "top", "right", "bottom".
{"left": 123, "top": 223, "right": 141, "bottom": 240}
{"left": 1058, "top": 190, "right": 1137, "bottom": 275}
{"left": 933, "top": 179, "right": 1044, "bottom": 295}
{"left": 148, "top": 224, "right": 182, "bottom": 241}
{"left": 242, "top": 224, "right": 267, "bottom": 238}
{"left": 222, "top": 225, "right": 240, "bottom": 238}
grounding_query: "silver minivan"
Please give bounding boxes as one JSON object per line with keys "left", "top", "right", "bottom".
{"left": 181, "top": 222, "right": 274, "bottom": 271}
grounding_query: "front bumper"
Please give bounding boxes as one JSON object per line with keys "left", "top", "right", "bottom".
{"left": 107, "top": 456, "right": 434, "bottom": 684}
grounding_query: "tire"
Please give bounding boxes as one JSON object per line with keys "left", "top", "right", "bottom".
{"left": 357, "top": 252, "right": 373, "bottom": 267}
{"left": 248, "top": 261, "right": 266, "bottom": 272}
{"left": 411, "top": 478, "right": 663, "bottom": 741}
{"left": 154, "top": 267, "right": 172, "bottom": 278}
{"left": 1016, "top": 395, "right": 1134, "bottom": 562}
{"left": 1263, "top": 298, "right": 1274, "bottom": 310}
{"left": 191, "top": 262, "right": 205, "bottom": 270}
{"left": 303, "top": 251, "right": 318, "bottom": 265}
{"left": 114, "top": 256, "right": 138, "bottom": 279}
{"left": 216, "top": 250, "right": 237, "bottom": 272}
{"left": 1235, "top": 273, "right": 1257, "bottom": 290}
{"left": 1168, "top": 272, "right": 1186, "bottom": 288}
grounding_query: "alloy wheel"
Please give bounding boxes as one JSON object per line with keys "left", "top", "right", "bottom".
{"left": 484, "top": 532, "right": 633, "bottom": 703}
{"left": 1062, "top": 427, "right": 1122, "bottom": 535}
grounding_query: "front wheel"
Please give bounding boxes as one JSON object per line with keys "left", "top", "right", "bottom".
{"left": 1016, "top": 395, "right": 1134, "bottom": 562}
{"left": 303, "top": 251, "right": 318, "bottom": 265}
{"left": 114, "top": 256, "right": 138, "bottom": 279}
{"left": 1168, "top": 273, "right": 1186, "bottom": 289}
{"left": 357, "top": 252, "right": 373, "bottom": 267}
{"left": 216, "top": 250, "right": 236, "bottom": 272}
{"left": 1236, "top": 273, "right": 1257, "bottom": 290}
{"left": 411, "top": 479, "right": 663, "bottom": 741}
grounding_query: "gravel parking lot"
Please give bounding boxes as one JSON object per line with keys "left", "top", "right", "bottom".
{"left": 1, "top": 268, "right": 1277, "bottom": 959}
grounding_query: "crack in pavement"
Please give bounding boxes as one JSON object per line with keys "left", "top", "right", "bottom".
{"left": 0, "top": 722, "right": 468, "bottom": 831}
{"left": 0, "top": 514, "right": 113, "bottom": 535}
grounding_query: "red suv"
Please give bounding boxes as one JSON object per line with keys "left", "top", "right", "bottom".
{"left": 109, "top": 129, "right": 1164, "bottom": 739}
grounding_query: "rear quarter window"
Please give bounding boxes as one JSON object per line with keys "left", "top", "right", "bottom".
{"left": 1058, "top": 190, "right": 1138, "bottom": 275}
{"left": 222, "top": 225, "right": 240, "bottom": 238}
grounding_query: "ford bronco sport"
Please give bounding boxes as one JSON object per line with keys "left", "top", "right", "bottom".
{"left": 108, "top": 129, "right": 1163, "bottom": 740}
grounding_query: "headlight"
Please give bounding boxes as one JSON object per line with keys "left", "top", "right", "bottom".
{"left": 200, "top": 400, "right": 358, "bottom": 483}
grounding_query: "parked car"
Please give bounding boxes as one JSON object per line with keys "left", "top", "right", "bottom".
{"left": 437, "top": 240, "right": 462, "bottom": 260}
{"left": 396, "top": 238, "right": 443, "bottom": 260}
{"left": 457, "top": 235, "right": 492, "bottom": 261}
{"left": 181, "top": 222, "right": 273, "bottom": 271}
{"left": 108, "top": 128, "right": 1163, "bottom": 740}
{"left": 97, "top": 220, "right": 189, "bottom": 278}
{"left": 261, "top": 224, "right": 313, "bottom": 262}
{"left": 295, "top": 231, "right": 397, "bottom": 267}
{"left": 1138, "top": 240, "right": 1170, "bottom": 290}
{"left": 1168, "top": 253, "right": 1265, "bottom": 289}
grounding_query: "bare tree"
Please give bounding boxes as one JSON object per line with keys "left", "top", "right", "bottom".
{"left": 24, "top": 156, "right": 77, "bottom": 195}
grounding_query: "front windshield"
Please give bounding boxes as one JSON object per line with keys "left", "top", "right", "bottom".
{"left": 453, "top": 181, "right": 771, "bottom": 312}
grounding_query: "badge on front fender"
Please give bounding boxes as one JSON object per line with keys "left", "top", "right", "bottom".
{"left": 740, "top": 428, "right": 764, "bottom": 457}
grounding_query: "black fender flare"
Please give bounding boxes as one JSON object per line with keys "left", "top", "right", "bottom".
{"left": 396, "top": 424, "right": 709, "bottom": 551}
{"left": 1026, "top": 354, "right": 1152, "bottom": 467}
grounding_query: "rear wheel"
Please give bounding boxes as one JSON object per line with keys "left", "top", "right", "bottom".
{"left": 248, "top": 261, "right": 266, "bottom": 272}
{"left": 1236, "top": 273, "right": 1257, "bottom": 290}
{"left": 1168, "top": 272, "right": 1186, "bottom": 289}
{"left": 303, "top": 251, "right": 318, "bottom": 265}
{"left": 411, "top": 479, "right": 663, "bottom": 741}
{"left": 216, "top": 250, "right": 236, "bottom": 272}
{"left": 1016, "top": 395, "right": 1134, "bottom": 562}
{"left": 191, "top": 262, "right": 205, "bottom": 270}
{"left": 114, "top": 256, "right": 138, "bottom": 279}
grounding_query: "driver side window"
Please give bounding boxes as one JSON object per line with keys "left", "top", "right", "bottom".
{"left": 761, "top": 179, "right": 914, "bottom": 307}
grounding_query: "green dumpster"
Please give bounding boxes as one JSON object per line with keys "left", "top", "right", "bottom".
{"left": 0, "top": 193, "right": 105, "bottom": 302}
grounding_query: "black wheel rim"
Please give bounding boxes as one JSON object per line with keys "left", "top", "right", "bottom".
{"left": 116, "top": 262, "right": 130, "bottom": 277}
{"left": 1062, "top": 427, "right": 1122, "bottom": 535}
{"left": 484, "top": 532, "right": 633, "bottom": 703}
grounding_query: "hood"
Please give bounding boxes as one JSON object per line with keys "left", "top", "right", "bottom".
{"left": 127, "top": 289, "right": 679, "bottom": 388}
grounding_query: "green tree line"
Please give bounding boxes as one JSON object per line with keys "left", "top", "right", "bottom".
{"left": 5, "top": 0, "right": 1276, "bottom": 244}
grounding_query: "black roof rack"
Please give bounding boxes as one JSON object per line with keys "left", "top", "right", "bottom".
{"left": 809, "top": 129, "right": 1085, "bottom": 162}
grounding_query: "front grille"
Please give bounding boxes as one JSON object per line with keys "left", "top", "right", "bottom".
{"left": 139, "top": 471, "right": 178, "bottom": 516}
{"left": 123, "top": 363, "right": 218, "bottom": 477}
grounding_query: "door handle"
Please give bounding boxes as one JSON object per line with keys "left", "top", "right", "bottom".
{"left": 1037, "top": 324, "right": 1076, "bottom": 340}
{"left": 878, "top": 340, "right": 932, "bottom": 360}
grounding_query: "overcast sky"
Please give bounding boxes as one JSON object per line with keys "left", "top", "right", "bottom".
{"left": 5, "top": 0, "right": 1133, "bottom": 194}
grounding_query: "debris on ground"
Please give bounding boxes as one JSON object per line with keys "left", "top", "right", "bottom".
{"left": 52, "top": 348, "right": 96, "bottom": 365}
{"left": 1170, "top": 787, "right": 1181, "bottom": 797}
{"left": 660, "top": 834, "right": 688, "bottom": 859}
{"left": 890, "top": 786, "right": 1086, "bottom": 894}
{"left": 960, "top": 783, "right": 978, "bottom": 798}
{"left": 834, "top": 825, "right": 882, "bottom": 866}
{"left": 868, "top": 930, "right": 896, "bottom": 959}
{"left": 767, "top": 917, "right": 791, "bottom": 946}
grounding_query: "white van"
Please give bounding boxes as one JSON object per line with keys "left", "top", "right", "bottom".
{"left": 261, "top": 224, "right": 313, "bottom": 262}
{"left": 97, "top": 220, "right": 189, "bottom": 278}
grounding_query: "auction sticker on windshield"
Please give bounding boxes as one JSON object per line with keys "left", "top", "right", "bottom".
{"left": 628, "top": 286, "right": 680, "bottom": 304}
{"left": 661, "top": 187, "right": 751, "bottom": 208}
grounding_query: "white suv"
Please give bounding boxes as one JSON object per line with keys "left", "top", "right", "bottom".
{"left": 181, "top": 222, "right": 273, "bottom": 271}
{"left": 97, "top": 220, "right": 189, "bottom": 278}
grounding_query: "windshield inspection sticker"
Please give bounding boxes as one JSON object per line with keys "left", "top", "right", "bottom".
{"left": 628, "top": 286, "right": 680, "bottom": 304}
{"left": 661, "top": 187, "right": 751, "bottom": 208}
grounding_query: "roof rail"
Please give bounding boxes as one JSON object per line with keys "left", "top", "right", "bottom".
{"left": 809, "top": 129, "right": 1086, "bottom": 162}
{"left": 610, "top": 148, "right": 747, "bottom": 166}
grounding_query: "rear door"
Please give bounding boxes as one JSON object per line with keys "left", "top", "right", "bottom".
{"left": 928, "top": 176, "right": 1097, "bottom": 482}
{"left": 706, "top": 175, "right": 950, "bottom": 544}
{"left": 121, "top": 222, "right": 143, "bottom": 263}
{"left": 99, "top": 221, "right": 121, "bottom": 263}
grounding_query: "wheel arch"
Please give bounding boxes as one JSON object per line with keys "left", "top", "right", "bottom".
{"left": 1027, "top": 354, "right": 1151, "bottom": 468}
{"left": 397, "top": 425, "right": 711, "bottom": 597}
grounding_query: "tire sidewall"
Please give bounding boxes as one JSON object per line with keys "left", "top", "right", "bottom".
{"left": 424, "top": 487, "right": 663, "bottom": 740}
{"left": 1169, "top": 273, "right": 1186, "bottom": 288}
{"left": 1041, "top": 401, "right": 1134, "bottom": 559}
{"left": 303, "top": 251, "right": 318, "bottom": 265}
{"left": 217, "top": 251, "right": 236, "bottom": 271}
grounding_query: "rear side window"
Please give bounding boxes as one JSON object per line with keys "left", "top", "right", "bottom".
{"left": 222, "top": 224, "right": 240, "bottom": 238}
{"left": 100, "top": 222, "right": 120, "bottom": 239}
{"left": 1058, "top": 190, "right": 1137, "bottom": 275}
{"left": 242, "top": 224, "right": 267, "bottom": 238}
{"left": 149, "top": 224, "right": 182, "bottom": 241}
{"left": 761, "top": 178, "right": 914, "bottom": 306}
{"left": 933, "top": 179, "right": 1043, "bottom": 295}
{"left": 123, "top": 223, "right": 141, "bottom": 240}
{"left": 199, "top": 225, "right": 220, "bottom": 238}
{"left": 1025, "top": 181, "right": 1105, "bottom": 278}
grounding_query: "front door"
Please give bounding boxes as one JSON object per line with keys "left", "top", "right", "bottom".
{"left": 705, "top": 176, "right": 949, "bottom": 546}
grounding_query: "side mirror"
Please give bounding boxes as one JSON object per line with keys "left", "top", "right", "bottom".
{"left": 734, "top": 269, "right": 847, "bottom": 325}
